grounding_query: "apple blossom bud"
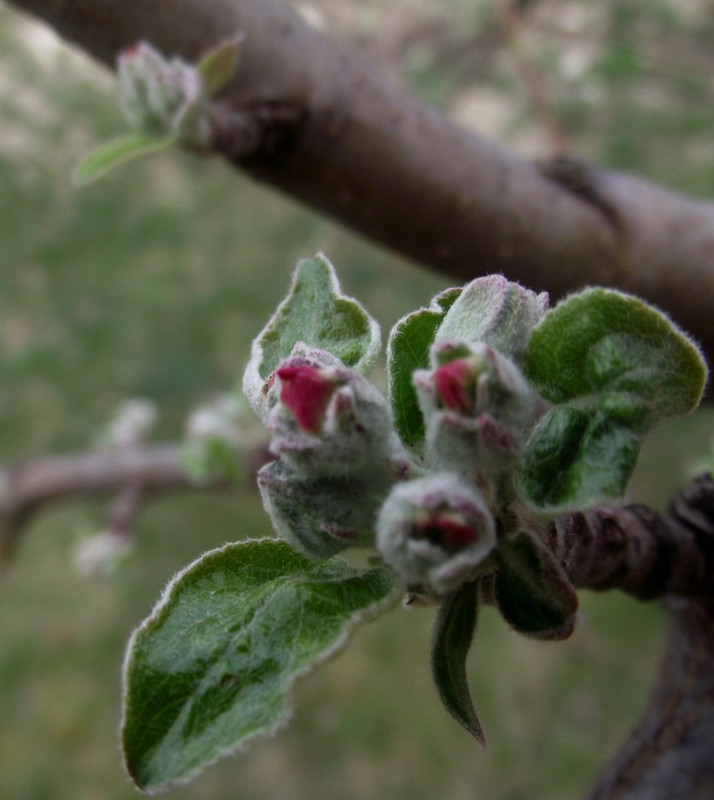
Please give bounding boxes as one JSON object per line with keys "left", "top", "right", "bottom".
{"left": 267, "top": 355, "right": 395, "bottom": 478}
{"left": 117, "top": 42, "right": 209, "bottom": 146}
{"left": 414, "top": 341, "right": 535, "bottom": 474}
{"left": 275, "top": 364, "right": 336, "bottom": 434}
{"left": 258, "top": 459, "right": 388, "bottom": 559}
{"left": 376, "top": 473, "right": 496, "bottom": 594}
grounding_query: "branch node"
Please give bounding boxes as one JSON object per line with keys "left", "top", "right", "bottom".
{"left": 538, "top": 155, "right": 623, "bottom": 233}
{"left": 210, "top": 100, "right": 308, "bottom": 169}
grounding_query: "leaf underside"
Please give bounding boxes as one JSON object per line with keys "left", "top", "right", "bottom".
{"left": 122, "top": 539, "right": 398, "bottom": 792}
{"left": 430, "top": 579, "right": 485, "bottom": 745}
{"left": 495, "top": 531, "right": 578, "bottom": 640}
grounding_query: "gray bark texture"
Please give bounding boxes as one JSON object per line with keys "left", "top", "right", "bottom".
{"left": 6, "top": 0, "right": 714, "bottom": 365}
{"left": 4, "top": 1, "right": 714, "bottom": 797}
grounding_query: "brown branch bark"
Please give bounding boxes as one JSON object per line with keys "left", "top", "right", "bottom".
{"left": 549, "top": 475, "right": 714, "bottom": 797}
{"left": 585, "top": 600, "right": 714, "bottom": 800}
{"left": 552, "top": 474, "right": 714, "bottom": 601}
{"left": 6, "top": 0, "right": 714, "bottom": 364}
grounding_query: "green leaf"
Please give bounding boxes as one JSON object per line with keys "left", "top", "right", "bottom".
{"left": 434, "top": 275, "right": 548, "bottom": 358}
{"left": 197, "top": 36, "right": 243, "bottom": 97}
{"left": 524, "top": 288, "right": 707, "bottom": 412}
{"left": 122, "top": 539, "right": 399, "bottom": 792}
{"left": 519, "top": 289, "right": 708, "bottom": 512}
{"left": 73, "top": 133, "right": 175, "bottom": 186}
{"left": 518, "top": 403, "right": 643, "bottom": 511}
{"left": 430, "top": 580, "right": 485, "bottom": 745}
{"left": 495, "top": 531, "right": 578, "bottom": 640}
{"left": 243, "top": 254, "right": 381, "bottom": 418}
{"left": 387, "top": 287, "right": 461, "bottom": 450}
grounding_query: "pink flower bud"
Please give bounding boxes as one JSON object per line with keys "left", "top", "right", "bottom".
{"left": 417, "top": 512, "right": 479, "bottom": 551}
{"left": 433, "top": 357, "right": 477, "bottom": 415}
{"left": 276, "top": 364, "right": 337, "bottom": 434}
{"left": 268, "top": 353, "right": 396, "bottom": 478}
{"left": 117, "top": 40, "right": 209, "bottom": 144}
{"left": 377, "top": 473, "right": 496, "bottom": 594}
{"left": 414, "top": 341, "right": 535, "bottom": 474}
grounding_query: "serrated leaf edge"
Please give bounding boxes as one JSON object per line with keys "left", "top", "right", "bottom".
{"left": 120, "top": 539, "right": 400, "bottom": 793}
{"left": 242, "top": 253, "right": 381, "bottom": 421}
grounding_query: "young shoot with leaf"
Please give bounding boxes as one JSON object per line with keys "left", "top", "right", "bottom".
{"left": 121, "top": 254, "right": 707, "bottom": 792}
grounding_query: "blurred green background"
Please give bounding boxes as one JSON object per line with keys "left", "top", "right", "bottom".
{"left": 1, "top": 2, "right": 714, "bottom": 799}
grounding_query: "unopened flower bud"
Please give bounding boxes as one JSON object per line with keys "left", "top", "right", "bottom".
{"left": 376, "top": 473, "right": 496, "bottom": 594}
{"left": 414, "top": 341, "right": 535, "bottom": 473}
{"left": 276, "top": 363, "right": 337, "bottom": 434}
{"left": 267, "top": 354, "right": 394, "bottom": 478}
{"left": 118, "top": 42, "right": 209, "bottom": 146}
{"left": 258, "top": 459, "right": 388, "bottom": 559}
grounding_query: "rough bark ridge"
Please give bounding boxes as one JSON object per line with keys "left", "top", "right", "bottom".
{"left": 585, "top": 601, "right": 714, "bottom": 800}
{"left": 6, "top": 0, "right": 714, "bottom": 364}
{"left": 3, "top": 0, "right": 714, "bottom": 797}
{"left": 558, "top": 475, "right": 714, "bottom": 798}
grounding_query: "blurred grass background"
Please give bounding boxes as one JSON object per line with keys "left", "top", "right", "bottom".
{"left": 1, "top": 2, "right": 714, "bottom": 799}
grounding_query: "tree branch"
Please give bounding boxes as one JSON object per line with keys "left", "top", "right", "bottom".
{"left": 6, "top": 0, "right": 714, "bottom": 363}
{"left": 556, "top": 476, "right": 714, "bottom": 797}
{"left": 585, "top": 600, "right": 714, "bottom": 800}
{"left": 552, "top": 474, "right": 714, "bottom": 601}
{"left": 0, "top": 443, "right": 267, "bottom": 562}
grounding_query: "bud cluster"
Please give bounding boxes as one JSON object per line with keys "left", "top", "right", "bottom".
{"left": 252, "top": 335, "right": 544, "bottom": 591}
{"left": 118, "top": 42, "right": 211, "bottom": 147}
{"left": 245, "top": 268, "right": 553, "bottom": 595}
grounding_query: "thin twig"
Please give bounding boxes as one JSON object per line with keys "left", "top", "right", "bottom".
{"left": 0, "top": 442, "right": 270, "bottom": 564}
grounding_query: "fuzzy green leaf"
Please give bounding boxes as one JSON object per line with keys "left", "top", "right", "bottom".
{"left": 430, "top": 580, "right": 485, "bottom": 745}
{"left": 74, "top": 133, "right": 175, "bottom": 186}
{"left": 434, "top": 275, "right": 548, "bottom": 359}
{"left": 197, "top": 36, "right": 243, "bottom": 97}
{"left": 519, "top": 289, "right": 708, "bottom": 512}
{"left": 243, "top": 254, "right": 381, "bottom": 419}
{"left": 495, "top": 531, "right": 578, "bottom": 640}
{"left": 122, "top": 539, "right": 399, "bottom": 792}
{"left": 387, "top": 287, "right": 461, "bottom": 450}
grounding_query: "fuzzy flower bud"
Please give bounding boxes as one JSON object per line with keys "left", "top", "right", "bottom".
{"left": 267, "top": 354, "right": 394, "bottom": 478}
{"left": 414, "top": 340, "right": 535, "bottom": 474}
{"left": 118, "top": 42, "right": 209, "bottom": 146}
{"left": 376, "top": 473, "right": 496, "bottom": 594}
{"left": 258, "top": 459, "right": 388, "bottom": 559}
